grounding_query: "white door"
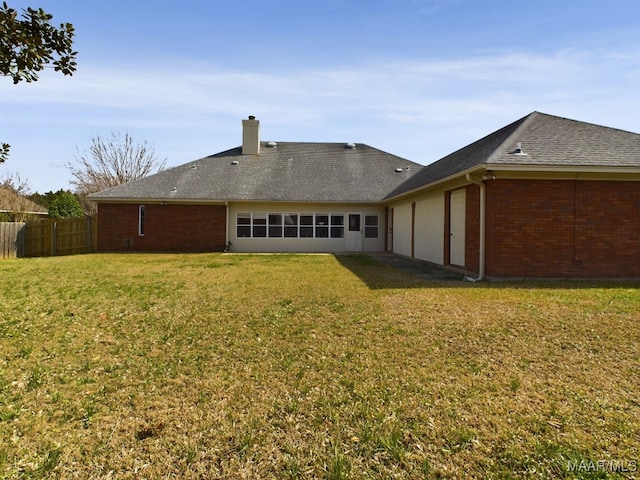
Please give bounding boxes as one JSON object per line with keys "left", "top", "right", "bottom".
{"left": 347, "top": 213, "right": 363, "bottom": 251}
{"left": 450, "top": 189, "right": 465, "bottom": 266}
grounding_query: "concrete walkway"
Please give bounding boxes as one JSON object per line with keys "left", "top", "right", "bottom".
{"left": 369, "top": 254, "right": 464, "bottom": 281}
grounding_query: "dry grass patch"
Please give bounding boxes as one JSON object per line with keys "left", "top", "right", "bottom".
{"left": 1, "top": 253, "right": 639, "bottom": 478}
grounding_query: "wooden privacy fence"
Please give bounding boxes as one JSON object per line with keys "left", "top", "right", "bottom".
{"left": 0, "top": 216, "right": 97, "bottom": 259}
{"left": 0, "top": 222, "right": 26, "bottom": 258}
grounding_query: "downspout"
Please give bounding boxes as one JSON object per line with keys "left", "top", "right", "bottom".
{"left": 465, "top": 173, "right": 485, "bottom": 282}
{"left": 224, "top": 201, "right": 230, "bottom": 252}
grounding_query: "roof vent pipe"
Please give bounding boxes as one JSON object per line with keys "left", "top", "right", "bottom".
{"left": 514, "top": 142, "right": 527, "bottom": 155}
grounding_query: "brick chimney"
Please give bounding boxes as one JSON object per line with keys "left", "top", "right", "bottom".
{"left": 242, "top": 115, "right": 260, "bottom": 155}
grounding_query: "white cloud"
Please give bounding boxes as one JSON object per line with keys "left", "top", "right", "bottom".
{"left": 2, "top": 46, "right": 639, "bottom": 191}
{"left": 2, "top": 47, "right": 636, "bottom": 122}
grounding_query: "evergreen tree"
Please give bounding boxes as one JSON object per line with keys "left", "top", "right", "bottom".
{"left": 47, "top": 190, "right": 84, "bottom": 218}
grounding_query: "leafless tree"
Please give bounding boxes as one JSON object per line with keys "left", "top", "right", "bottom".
{"left": 0, "top": 172, "right": 39, "bottom": 221}
{"left": 68, "top": 132, "right": 166, "bottom": 211}
{"left": 0, "top": 172, "right": 29, "bottom": 193}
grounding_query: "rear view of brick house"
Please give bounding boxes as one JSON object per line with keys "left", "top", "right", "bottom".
{"left": 91, "top": 112, "right": 640, "bottom": 278}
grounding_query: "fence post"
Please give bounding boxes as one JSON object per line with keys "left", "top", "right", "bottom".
{"left": 20, "top": 216, "right": 98, "bottom": 257}
{"left": 16, "top": 223, "right": 25, "bottom": 257}
{"left": 51, "top": 220, "right": 57, "bottom": 256}
{"left": 0, "top": 222, "right": 26, "bottom": 259}
{"left": 86, "top": 215, "right": 92, "bottom": 252}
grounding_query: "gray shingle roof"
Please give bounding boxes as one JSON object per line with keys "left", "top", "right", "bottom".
{"left": 0, "top": 187, "right": 47, "bottom": 214}
{"left": 90, "top": 142, "right": 421, "bottom": 203}
{"left": 386, "top": 111, "right": 640, "bottom": 199}
{"left": 90, "top": 112, "right": 640, "bottom": 204}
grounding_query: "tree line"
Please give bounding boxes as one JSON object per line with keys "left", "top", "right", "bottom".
{"left": 1, "top": 130, "right": 165, "bottom": 220}
{"left": 0, "top": 171, "right": 84, "bottom": 221}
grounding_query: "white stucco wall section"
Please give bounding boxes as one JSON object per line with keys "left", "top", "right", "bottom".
{"left": 228, "top": 202, "right": 386, "bottom": 253}
{"left": 390, "top": 190, "right": 445, "bottom": 265}
{"left": 413, "top": 193, "right": 444, "bottom": 264}
{"left": 391, "top": 203, "right": 412, "bottom": 257}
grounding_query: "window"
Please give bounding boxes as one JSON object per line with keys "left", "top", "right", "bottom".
{"left": 284, "top": 214, "right": 298, "bottom": 237}
{"left": 348, "top": 213, "right": 361, "bottom": 232}
{"left": 237, "top": 213, "right": 251, "bottom": 237}
{"left": 253, "top": 213, "right": 266, "bottom": 237}
{"left": 236, "top": 212, "right": 345, "bottom": 239}
{"left": 268, "top": 214, "right": 283, "bottom": 237}
{"left": 331, "top": 214, "right": 344, "bottom": 238}
{"left": 138, "top": 205, "right": 145, "bottom": 236}
{"left": 315, "top": 214, "right": 329, "bottom": 238}
{"left": 300, "top": 214, "right": 313, "bottom": 238}
{"left": 364, "top": 214, "right": 379, "bottom": 238}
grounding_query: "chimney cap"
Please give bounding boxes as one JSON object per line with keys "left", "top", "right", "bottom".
{"left": 248, "top": 115, "right": 256, "bottom": 120}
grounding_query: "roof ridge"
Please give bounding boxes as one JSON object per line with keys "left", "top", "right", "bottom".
{"left": 422, "top": 111, "right": 534, "bottom": 169}
{"left": 532, "top": 111, "right": 640, "bottom": 137}
{"left": 485, "top": 111, "right": 538, "bottom": 163}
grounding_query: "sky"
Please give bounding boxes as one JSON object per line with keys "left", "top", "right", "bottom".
{"left": 1, "top": 0, "right": 640, "bottom": 193}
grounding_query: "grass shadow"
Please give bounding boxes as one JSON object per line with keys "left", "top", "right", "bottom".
{"left": 334, "top": 254, "right": 640, "bottom": 291}
{"left": 333, "top": 254, "right": 463, "bottom": 290}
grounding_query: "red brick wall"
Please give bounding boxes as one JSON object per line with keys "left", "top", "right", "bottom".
{"left": 484, "top": 179, "right": 640, "bottom": 278}
{"left": 97, "top": 203, "right": 227, "bottom": 252}
{"left": 465, "top": 184, "right": 480, "bottom": 273}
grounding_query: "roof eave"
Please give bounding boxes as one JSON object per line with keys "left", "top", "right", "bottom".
{"left": 92, "top": 197, "right": 387, "bottom": 205}
{"left": 0, "top": 209, "right": 47, "bottom": 214}
{"left": 384, "top": 164, "right": 490, "bottom": 202}
{"left": 93, "top": 197, "right": 228, "bottom": 205}
{"left": 487, "top": 164, "right": 640, "bottom": 174}
{"left": 385, "top": 163, "right": 640, "bottom": 202}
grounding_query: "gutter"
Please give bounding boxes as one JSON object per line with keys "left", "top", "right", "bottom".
{"left": 464, "top": 173, "right": 485, "bottom": 282}
{"left": 384, "top": 165, "right": 640, "bottom": 205}
{"left": 384, "top": 164, "right": 490, "bottom": 203}
{"left": 224, "top": 201, "right": 230, "bottom": 252}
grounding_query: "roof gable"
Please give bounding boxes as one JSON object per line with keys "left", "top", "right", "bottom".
{"left": 489, "top": 112, "right": 640, "bottom": 167}
{"left": 387, "top": 112, "right": 640, "bottom": 199}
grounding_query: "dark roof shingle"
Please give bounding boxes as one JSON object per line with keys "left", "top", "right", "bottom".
{"left": 0, "top": 187, "right": 47, "bottom": 214}
{"left": 90, "top": 142, "right": 421, "bottom": 203}
{"left": 386, "top": 111, "right": 640, "bottom": 199}
{"left": 91, "top": 112, "right": 640, "bottom": 203}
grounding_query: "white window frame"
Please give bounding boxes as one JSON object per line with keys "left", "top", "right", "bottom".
{"left": 364, "top": 214, "right": 379, "bottom": 238}
{"left": 138, "top": 205, "right": 145, "bottom": 236}
{"left": 236, "top": 212, "right": 345, "bottom": 239}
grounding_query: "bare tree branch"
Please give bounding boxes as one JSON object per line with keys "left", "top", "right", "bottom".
{"left": 1, "top": 171, "right": 30, "bottom": 195}
{"left": 0, "top": 171, "right": 37, "bottom": 221}
{"left": 68, "top": 132, "right": 166, "bottom": 195}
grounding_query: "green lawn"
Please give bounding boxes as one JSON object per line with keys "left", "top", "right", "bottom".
{"left": 1, "top": 253, "right": 639, "bottom": 479}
